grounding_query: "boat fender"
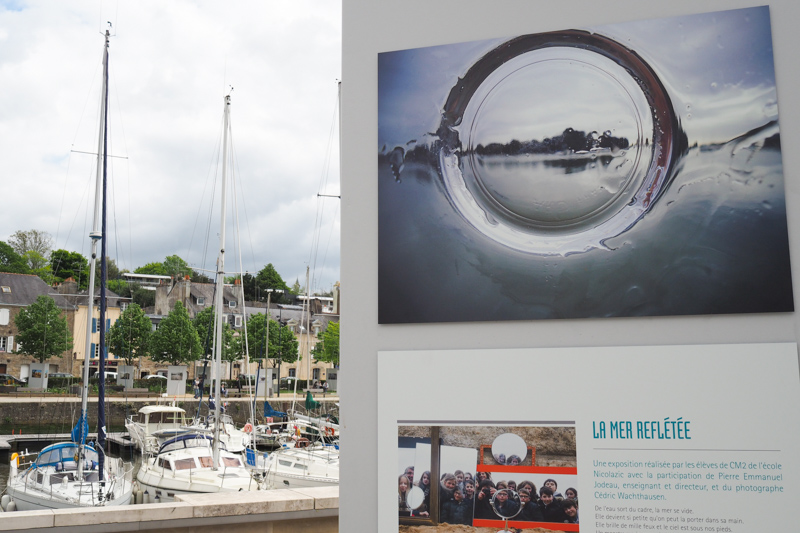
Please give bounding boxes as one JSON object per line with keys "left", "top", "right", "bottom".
{"left": 143, "top": 490, "right": 150, "bottom": 504}
{"left": 1, "top": 494, "right": 10, "bottom": 511}
{"left": 243, "top": 423, "right": 254, "bottom": 433}
{"left": 6, "top": 500, "right": 16, "bottom": 512}
{"left": 10, "top": 452, "right": 18, "bottom": 468}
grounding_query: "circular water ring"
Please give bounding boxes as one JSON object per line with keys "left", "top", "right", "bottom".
{"left": 243, "top": 423, "right": 254, "bottom": 434}
{"left": 295, "top": 437, "right": 311, "bottom": 449}
{"left": 437, "top": 29, "right": 678, "bottom": 255}
{"left": 325, "top": 427, "right": 335, "bottom": 437}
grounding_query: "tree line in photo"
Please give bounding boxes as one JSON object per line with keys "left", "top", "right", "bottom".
{"left": 399, "top": 465, "right": 579, "bottom": 527}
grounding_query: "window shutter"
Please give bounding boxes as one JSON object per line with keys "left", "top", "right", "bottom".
{"left": 0, "top": 309, "right": 9, "bottom": 325}
{"left": 106, "top": 319, "right": 110, "bottom": 331}
{"left": 91, "top": 343, "right": 96, "bottom": 358}
{"left": 8, "top": 335, "right": 13, "bottom": 351}
{"left": 92, "top": 318, "right": 97, "bottom": 333}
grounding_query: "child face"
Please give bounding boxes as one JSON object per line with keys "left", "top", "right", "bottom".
{"left": 545, "top": 480, "right": 557, "bottom": 491}
{"left": 541, "top": 493, "right": 553, "bottom": 505}
{"left": 455, "top": 490, "right": 463, "bottom": 501}
{"left": 466, "top": 483, "right": 475, "bottom": 497}
{"left": 566, "top": 489, "right": 576, "bottom": 499}
{"left": 496, "top": 490, "right": 508, "bottom": 503}
{"left": 399, "top": 478, "right": 409, "bottom": 493}
{"left": 445, "top": 479, "right": 456, "bottom": 490}
{"left": 565, "top": 505, "right": 578, "bottom": 518}
{"left": 456, "top": 473, "right": 464, "bottom": 483}
{"left": 509, "top": 457, "right": 520, "bottom": 465}
{"left": 508, "top": 481, "right": 517, "bottom": 490}
{"left": 421, "top": 472, "right": 430, "bottom": 485}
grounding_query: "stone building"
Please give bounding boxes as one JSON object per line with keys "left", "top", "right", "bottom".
{"left": 0, "top": 272, "right": 76, "bottom": 379}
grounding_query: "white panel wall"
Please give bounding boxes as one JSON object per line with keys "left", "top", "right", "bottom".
{"left": 341, "top": 0, "right": 800, "bottom": 529}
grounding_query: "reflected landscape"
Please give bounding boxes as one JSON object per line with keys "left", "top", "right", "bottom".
{"left": 378, "top": 6, "right": 793, "bottom": 323}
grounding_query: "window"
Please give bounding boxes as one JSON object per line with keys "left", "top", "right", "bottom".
{"left": 197, "top": 297, "right": 205, "bottom": 306}
{"left": 234, "top": 315, "right": 242, "bottom": 328}
{"left": 0, "top": 336, "right": 6, "bottom": 352}
{"left": 228, "top": 300, "right": 236, "bottom": 308}
{"left": 313, "top": 368, "right": 321, "bottom": 380}
{"left": 120, "top": 302, "right": 129, "bottom": 312}
{"left": 288, "top": 368, "right": 296, "bottom": 378}
{"left": 1, "top": 286, "right": 10, "bottom": 293}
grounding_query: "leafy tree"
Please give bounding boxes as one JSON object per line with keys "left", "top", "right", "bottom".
{"left": 8, "top": 229, "right": 53, "bottom": 258}
{"left": 134, "top": 262, "right": 167, "bottom": 276}
{"left": 239, "top": 313, "right": 298, "bottom": 367}
{"left": 106, "top": 303, "right": 152, "bottom": 365}
{"left": 94, "top": 258, "right": 123, "bottom": 287}
{"left": 131, "top": 284, "right": 155, "bottom": 308}
{"left": 163, "top": 255, "right": 192, "bottom": 279}
{"left": 193, "top": 306, "right": 236, "bottom": 363}
{"left": 255, "top": 263, "right": 290, "bottom": 302}
{"left": 50, "top": 249, "right": 89, "bottom": 289}
{"left": 290, "top": 278, "right": 302, "bottom": 295}
{"left": 191, "top": 270, "right": 212, "bottom": 283}
{"left": 241, "top": 272, "right": 257, "bottom": 300}
{"left": 23, "top": 250, "right": 49, "bottom": 271}
{"left": 149, "top": 301, "right": 202, "bottom": 365}
{"left": 14, "top": 295, "right": 73, "bottom": 363}
{"left": 312, "top": 321, "right": 339, "bottom": 366}
{"left": 0, "top": 241, "right": 31, "bottom": 274}
{"left": 107, "top": 279, "right": 131, "bottom": 297}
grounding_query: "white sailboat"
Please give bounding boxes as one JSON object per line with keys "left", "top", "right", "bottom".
{"left": 5, "top": 29, "right": 134, "bottom": 511}
{"left": 135, "top": 94, "right": 264, "bottom": 502}
{"left": 260, "top": 268, "right": 340, "bottom": 489}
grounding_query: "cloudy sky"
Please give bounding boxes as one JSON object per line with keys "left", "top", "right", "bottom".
{"left": 0, "top": 0, "right": 341, "bottom": 294}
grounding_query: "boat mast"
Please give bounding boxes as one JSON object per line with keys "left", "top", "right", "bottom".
{"left": 78, "top": 29, "right": 110, "bottom": 484}
{"left": 212, "top": 94, "right": 231, "bottom": 469}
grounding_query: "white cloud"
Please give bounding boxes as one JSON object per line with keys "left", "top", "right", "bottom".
{"left": 0, "top": 0, "right": 341, "bottom": 293}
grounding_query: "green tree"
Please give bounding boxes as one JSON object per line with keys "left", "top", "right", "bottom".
{"left": 163, "top": 255, "right": 192, "bottom": 279}
{"left": 149, "top": 301, "right": 202, "bottom": 365}
{"left": 14, "top": 295, "right": 73, "bottom": 363}
{"left": 94, "top": 258, "right": 123, "bottom": 287}
{"left": 255, "top": 263, "right": 290, "bottom": 302}
{"left": 193, "top": 306, "right": 236, "bottom": 363}
{"left": 134, "top": 262, "right": 167, "bottom": 276}
{"left": 131, "top": 284, "right": 155, "bottom": 308}
{"left": 191, "top": 270, "right": 212, "bottom": 283}
{"left": 23, "top": 250, "right": 50, "bottom": 271}
{"left": 8, "top": 229, "right": 53, "bottom": 258}
{"left": 290, "top": 278, "right": 302, "bottom": 295}
{"left": 312, "top": 321, "right": 339, "bottom": 366}
{"left": 106, "top": 303, "right": 152, "bottom": 365}
{"left": 0, "top": 241, "right": 31, "bottom": 274}
{"left": 240, "top": 313, "right": 299, "bottom": 367}
{"left": 50, "top": 249, "right": 89, "bottom": 289}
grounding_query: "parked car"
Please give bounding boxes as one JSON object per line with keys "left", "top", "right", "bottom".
{"left": 49, "top": 372, "right": 74, "bottom": 379}
{"left": 144, "top": 374, "right": 167, "bottom": 381}
{"left": 0, "top": 374, "right": 26, "bottom": 386}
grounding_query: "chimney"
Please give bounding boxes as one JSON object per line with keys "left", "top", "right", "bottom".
{"left": 57, "top": 277, "right": 79, "bottom": 295}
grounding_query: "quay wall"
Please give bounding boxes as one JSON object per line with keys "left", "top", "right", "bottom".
{"left": 0, "top": 396, "right": 338, "bottom": 431}
{"left": 0, "top": 486, "right": 339, "bottom": 533}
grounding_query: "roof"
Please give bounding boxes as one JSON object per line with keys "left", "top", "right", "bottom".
{"left": 0, "top": 272, "right": 75, "bottom": 309}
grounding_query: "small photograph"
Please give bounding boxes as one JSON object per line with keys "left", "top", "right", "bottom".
{"left": 398, "top": 424, "right": 578, "bottom": 531}
{"left": 170, "top": 372, "right": 183, "bottom": 381}
{"left": 31, "top": 369, "right": 42, "bottom": 379}
{"left": 378, "top": 6, "right": 793, "bottom": 323}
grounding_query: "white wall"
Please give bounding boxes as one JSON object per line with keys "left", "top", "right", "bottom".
{"left": 341, "top": 0, "right": 800, "bottom": 529}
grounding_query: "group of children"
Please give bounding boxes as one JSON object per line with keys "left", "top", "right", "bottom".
{"left": 399, "top": 466, "right": 579, "bottom": 527}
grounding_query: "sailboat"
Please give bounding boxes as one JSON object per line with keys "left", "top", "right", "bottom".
{"left": 5, "top": 29, "right": 134, "bottom": 511}
{"left": 259, "top": 268, "right": 340, "bottom": 489}
{"left": 135, "top": 94, "right": 264, "bottom": 502}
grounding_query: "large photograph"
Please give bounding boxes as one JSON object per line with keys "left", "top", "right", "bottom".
{"left": 378, "top": 6, "right": 793, "bottom": 323}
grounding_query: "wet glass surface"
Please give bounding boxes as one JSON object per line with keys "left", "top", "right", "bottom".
{"left": 378, "top": 6, "right": 793, "bottom": 323}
